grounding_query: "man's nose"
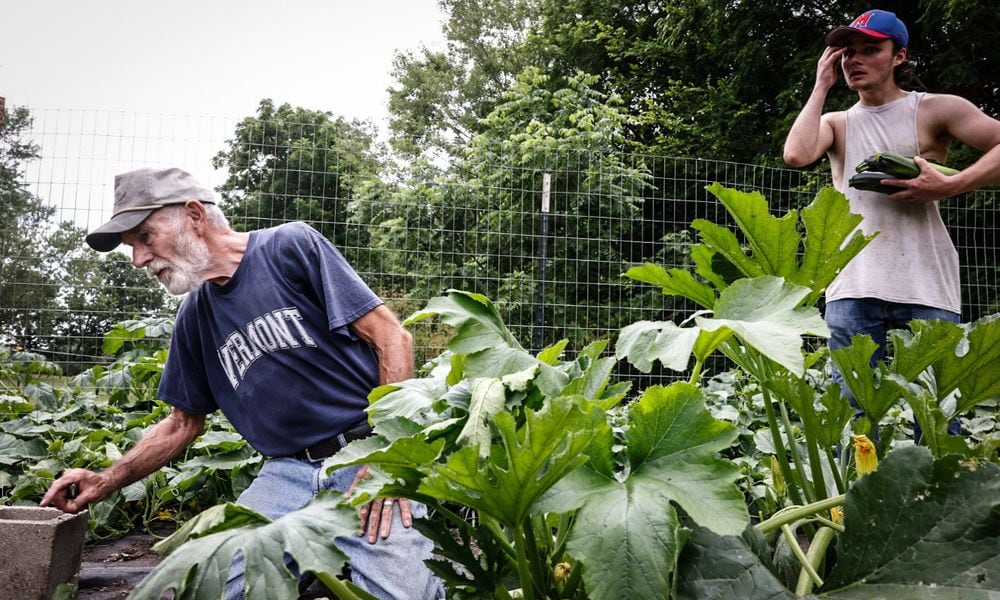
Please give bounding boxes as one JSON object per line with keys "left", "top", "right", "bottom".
{"left": 131, "top": 246, "right": 152, "bottom": 268}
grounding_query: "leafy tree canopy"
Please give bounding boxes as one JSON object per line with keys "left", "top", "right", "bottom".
{"left": 212, "top": 99, "right": 383, "bottom": 247}
{"left": 389, "top": 0, "right": 1000, "bottom": 165}
{"left": 0, "top": 105, "right": 56, "bottom": 349}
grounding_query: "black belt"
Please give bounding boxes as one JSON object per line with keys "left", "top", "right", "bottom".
{"left": 292, "top": 422, "right": 373, "bottom": 462}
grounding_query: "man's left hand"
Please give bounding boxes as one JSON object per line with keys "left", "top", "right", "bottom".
{"left": 883, "top": 156, "right": 958, "bottom": 203}
{"left": 345, "top": 464, "right": 413, "bottom": 544}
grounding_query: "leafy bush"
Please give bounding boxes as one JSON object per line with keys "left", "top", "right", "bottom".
{"left": 0, "top": 317, "right": 261, "bottom": 540}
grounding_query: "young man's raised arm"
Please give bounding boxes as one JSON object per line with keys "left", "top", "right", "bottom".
{"left": 784, "top": 46, "right": 847, "bottom": 167}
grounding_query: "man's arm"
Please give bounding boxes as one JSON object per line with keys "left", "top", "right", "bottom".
{"left": 887, "top": 94, "right": 1000, "bottom": 201}
{"left": 350, "top": 303, "right": 415, "bottom": 386}
{"left": 348, "top": 303, "right": 416, "bottom": 543}
{"left": 41, "top": 407, "right": 205, "bottom": 513}
{"left": 783, "top": 46, "right": 846, "bottom": 167}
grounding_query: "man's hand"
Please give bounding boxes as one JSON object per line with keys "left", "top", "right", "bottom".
{"left": 40, "top": 468, "right": 108, "bottom": 513}
{"left": 883, "top": 156, "right": 959, "bottom": 203}
{"left": 345, "top": 465, "right": 414, "bottom": 544}
{"left": 815, "top": 46, "right": 846, "bottom": 92}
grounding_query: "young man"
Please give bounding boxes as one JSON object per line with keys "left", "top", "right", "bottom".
{"left": 41, "top": 167, "right": 442, "bottom": 599}
{"left": 783, "top": 9, "right": 1000, "bottom": 402}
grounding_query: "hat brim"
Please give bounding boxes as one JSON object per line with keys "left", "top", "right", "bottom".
{"left": 85, "top": 209, "right": 156, "bottom": 252}
{"left": 825, "top": 26, "right": 891, "bottom": 47}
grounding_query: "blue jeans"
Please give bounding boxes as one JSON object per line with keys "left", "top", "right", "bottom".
{"left": 825, "top": 298, "right": 961, "bottom": 438}
{"left": 225, "top": 459, "right": 443, "bottom": 599}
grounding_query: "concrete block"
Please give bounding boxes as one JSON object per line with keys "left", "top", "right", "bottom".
{"left": 0, "top": 506, "right": 89, "bottom": 600}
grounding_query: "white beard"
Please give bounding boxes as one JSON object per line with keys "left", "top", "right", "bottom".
{"left": 146, "top": 227, "right": 212, "bottom": 295}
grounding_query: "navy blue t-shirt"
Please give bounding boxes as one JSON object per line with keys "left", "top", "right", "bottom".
{"left": 157, "top": 222, "right": 383, "bottom": 456}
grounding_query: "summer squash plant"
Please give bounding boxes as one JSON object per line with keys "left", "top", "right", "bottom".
{"left": 119, "top": 185, "right": 1000, "bottom": 598}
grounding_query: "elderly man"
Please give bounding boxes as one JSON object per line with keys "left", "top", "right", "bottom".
{"left": 42, "top": 167, "right": 442, "bottom": 599}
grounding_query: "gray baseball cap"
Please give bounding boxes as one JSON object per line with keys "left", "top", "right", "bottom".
{"left": 85, "top": 167, "right": 216, "bottom": 252}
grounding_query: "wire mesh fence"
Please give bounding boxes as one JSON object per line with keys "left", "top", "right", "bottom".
{"left": 3, "top": 107, "right": 998, "bottom": 382}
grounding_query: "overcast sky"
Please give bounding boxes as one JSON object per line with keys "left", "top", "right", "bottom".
{"left": 1, "top": 0, "right": 447, "bottom": 128}
{"left": 2, "top": 0, "right": 449, "bottom": 229}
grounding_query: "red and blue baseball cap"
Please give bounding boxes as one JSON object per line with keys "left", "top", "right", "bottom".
{"left": 825, "top": 10, "right": 909, "bottom": 47}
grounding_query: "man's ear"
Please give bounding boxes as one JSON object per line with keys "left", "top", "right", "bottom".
{"left": 894, "top": 47, "right": 908, "bottom": 66}
{"left": 182, "top": 199, "right": 208, "bottom": 232}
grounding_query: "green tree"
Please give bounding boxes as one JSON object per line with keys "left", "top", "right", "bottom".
{"left": 212, "top": 99, "right": 384, "bottom": 248}
{"left": 387, "top": 0, "right": 540, "bottom": 159}
{"left": 363, "top": 69, "right": 655, "bottom": 348}
{"left": 0, "top": 105, "right": 57, "bottom": 351}
{"left": 44, "top": 223, "right": 172, "bottom": 373}
{"left": 390, "top": 1, "right": 1000, "bottom": 165}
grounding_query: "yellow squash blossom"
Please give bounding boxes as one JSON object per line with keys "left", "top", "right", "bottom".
{"left": 852, "top": 434, "right": 878, "bottom": 477}
{"left": 770, "top": 455, "right": 787, "bottom": 497}
{"left": 553, "top": 562, "right": 572, "bottom": 585}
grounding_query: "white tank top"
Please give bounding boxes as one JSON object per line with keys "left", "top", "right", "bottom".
{"left": 826, "top": 91, "right": 961, "bottom": 313}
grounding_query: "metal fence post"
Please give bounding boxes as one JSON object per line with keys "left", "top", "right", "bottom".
{"left": 534, "top": 173, "right": 551, "bottom": 350}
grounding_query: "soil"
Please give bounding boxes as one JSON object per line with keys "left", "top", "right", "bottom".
{"left": 77, "top": 532, "right": 164, "bottom": 600}
{"left": 74, "top": 525, "right": 335, "bottom": 599}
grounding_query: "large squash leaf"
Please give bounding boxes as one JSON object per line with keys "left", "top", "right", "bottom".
{"left": 133, "top": 492, "right": 360, "bottom": 600}
{"left": 675, "top": 525, "right": 797, "bottom": 600}
{"left": 541, "top": 466, "right": 684, "bottom": 600}
{"left": 537, "top": 383, "right": 748, "bottom": 600}
{"left": 366, "top": 377, "right": 447, "bottom": 424}
{"left": 697, "top": 277, "right": 828, "bottom": 377}
{"left": 418, "top": 394, "right": 606, "bottom": 528}
{"left": 323, "top": 426, "right": 447, "bottom": 501}
{"left": 153, "top": 502, "right": 270, "bottom": 556}
{"left": 676, "top": 447, "right": 1000, "bottom": 599}
{"left": 624, "top": 263, "right": 718, "bottom": 309}
{"left": 617, "top": 277, "right": 826, "bottom": 377}
{"left": 402, "top": 289, "right": 569, "bottom": 396}
{"left": 692, "top": 185, "right": 873, "bottom": 306}
{"left": 403, "top": 290, "right": 520, "bottom": 354}
{"left": 887, "top": 319, "right": 964, "bottom": 382}
{"left": 932, "top": 313, "right": 1000, "bottom": 414}
{"left": 456, "top": 378, "right": 507, "bottom": 457}
{"left": 821, "top": 446, "right": 1000, "bottom": 597}
{"left": 463, "top": 345, "right": 569, "bottom": 397}
{"left": 829, "top": 334, "right": 902, "bottom": 425}
{"left": 695, "top": 186, "right": 798, "bottom": 280}
{"left": 615, "top": 319, "right": 702, "bottom": 373}
{"left": 795, "top": 187, "right": 873, "bottom": 305}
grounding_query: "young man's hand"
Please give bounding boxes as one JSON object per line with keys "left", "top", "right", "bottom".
{"left": 883, "top": 156, "right": 960, "bottom": 203}
{"left": 815, "top": 46, "right": 846, "bottom": 92}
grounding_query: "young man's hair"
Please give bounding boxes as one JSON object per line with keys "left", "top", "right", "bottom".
{"left": 892, "top": 42, "right": 923, "bottom": 90}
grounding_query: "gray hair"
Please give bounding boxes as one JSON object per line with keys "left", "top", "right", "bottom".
{"left": 161, "top": 201, "right": 231, "bottom": 231}
{"left": 203, "top": 202, "right": 231, "bottom": 230}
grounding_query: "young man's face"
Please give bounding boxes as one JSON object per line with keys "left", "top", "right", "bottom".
{"left": 837, "top": 37, "right": 905, "bottom": 91}
{"left": 121, "top": 205, "right": 211, "bottom": 295}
